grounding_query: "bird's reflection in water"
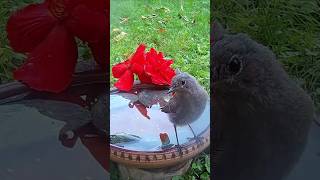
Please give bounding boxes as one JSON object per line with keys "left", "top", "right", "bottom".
{"left": 118, "top": 89, "right": 169, "bottom": 120}
{"left": 59, "top": 123, "right": 108, "bottom": 171}
{"left": 0, "top": 88, "right": 109, "bottom": 179}
{"left": 21, "top": 93, "right": 109, "bottom": 170}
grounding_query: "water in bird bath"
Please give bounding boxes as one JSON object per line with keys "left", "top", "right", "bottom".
{"left": 110, "top": 90, "right": 210, "bottom": 152}
{"left": 286, "top": 122, "right": 320, "bottom": 180}
{"left": 0, "top": 100, "right": 108, "bottom": 180}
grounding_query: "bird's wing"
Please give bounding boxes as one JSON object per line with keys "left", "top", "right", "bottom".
{"left": 160, "top": 99, "right": 178, "bottom": 113}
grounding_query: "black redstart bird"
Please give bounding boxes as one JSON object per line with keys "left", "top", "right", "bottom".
{"left": 212, "top": 21, "right": 315, "bottom": 180}
{"left": 161, "top": 70, "right": 209, "bottom": 154}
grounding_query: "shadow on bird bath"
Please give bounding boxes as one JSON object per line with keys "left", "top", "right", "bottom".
{"left": 0, "top": 65, "right": 109, "bottom": 180}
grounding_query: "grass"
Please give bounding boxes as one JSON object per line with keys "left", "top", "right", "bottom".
{"left": 213, "top": 0, "right": 320, "bottom": 109}
{"left": 0, "top": 0, "right": 40, "bottom": 83}
{"left": 110, "top": 0, "right": 210, "bottom": 91}
{"left": 110, "top": 0, "right": 210, "bottom": 179}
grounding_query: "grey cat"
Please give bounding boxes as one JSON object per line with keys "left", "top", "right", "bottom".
{"left": 212, "top": 21, "right": 315, "bottom": 180}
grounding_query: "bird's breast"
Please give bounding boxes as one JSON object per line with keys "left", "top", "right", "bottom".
{"left": 169, "top": 94, "right": 207, "bottom": 126}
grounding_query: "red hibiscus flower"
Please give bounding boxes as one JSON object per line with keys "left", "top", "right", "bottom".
{"left": 112, "top": 44, "right": 150, "bottom": 91}
{"left": 112, "top": 44, "right": 175, "bottom": 92}
{"left": 6, "top": 0, "right": 107, "bottom": 93}
{"left": 145, "top": 48, "right": 176, "bottom": 85}
{"left": 159, "top": 132, "right": 170, "bottom": 144}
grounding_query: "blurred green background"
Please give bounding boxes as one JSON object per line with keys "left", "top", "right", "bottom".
{"left": 213, "top": 0, "right": 320, "bottom": 109}
{"left": 0, "top": 0, "right": 37, "bottom": 83}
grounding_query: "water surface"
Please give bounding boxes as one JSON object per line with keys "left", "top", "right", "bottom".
{"left": 110, "top": 90, "right": 210, "bottom": 152}
{"left": 0, "top": 102, "right": 108, "bottom": 180}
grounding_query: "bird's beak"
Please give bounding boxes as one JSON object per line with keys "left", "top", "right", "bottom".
{"left": 167, "top": 87, "right": 175, "bottom": 94}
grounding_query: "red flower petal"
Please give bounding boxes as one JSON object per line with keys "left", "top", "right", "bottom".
{"left": 137, "top": 72, "right": 152, "bottom": 84}
{"left": 6, "top": 3, "right": 57, "bottom": 53}
{"left": 160, "top": 59, "right": 174, "bottom": 69}
{"left": 79, "top": 135, "right": 109, "bottom": 172}
{"left": 130, "top": 44, "right": 146, "bottom": 64}
{"left": 112, "top": 60, "right": 130, "bottom": 78}
{"left": 150, "top": 74, "right": 169, "bottom": 85}
{"left": 134, "top": 102, "right": 150, "bottom": 119}
{"left": 66, "top": 4, "right": 107, "bottom": 43}
{"left": 153, "top": 67, "right": 176, "bottom": 85}
{"left": 14, "top": 25, "right": 77, "bottom": 93}
{"left": 163, "top": 68, "right": 176, "bottom": 84}
{"left": 47, "top": 0, "right": 69, "bottom": 20}
{"left": 157, "top": 52, "right": 164, "bottom": 59}
{"left": 66, "top": 0, "right": 107, "bottom": 12}
{"left": 160, "top": 132, "right": 169, "bottom": 143}
{"left": 89, "top": 38, "right": 108, "bottom": 70}
{"left": 145, "top": 48, "right": 157, "bottom": 62}
{"left": 131, "top": 63, "right": 144, "bottom": 75}
{"left": 114, "top": 70, "right": 134, "bottom": 92}
{"left": 144, "top": 48, "right": 176, "bottom": 85}
{"left": 144, "top": 63, "right": 156, "bottom": 75}
{"left": 81, "top": 0, "right": 107, "bottom": 12}
{"left": 112, "top": 44, "right": 175, "bottom": 89}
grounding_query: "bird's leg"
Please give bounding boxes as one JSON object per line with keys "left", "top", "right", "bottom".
{"left": 174, "top": 124, "right": 183, "bottom": 156}
{"left": 188, "top": 123, "right": 203, "bottom": 144}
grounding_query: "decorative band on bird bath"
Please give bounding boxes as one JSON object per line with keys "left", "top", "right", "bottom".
{"left": 110, "top": 82, "right": 210, "bottom": 169}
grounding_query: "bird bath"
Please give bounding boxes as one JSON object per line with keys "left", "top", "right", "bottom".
{"left": 110, "top": 83, "right": 210, "bottom": 179}
{"left": 0, "top": 67, "right": 109, "bottom": 180}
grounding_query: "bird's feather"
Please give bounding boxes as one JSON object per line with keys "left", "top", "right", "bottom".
{"left": 160, "top": 98, "right": 178, "bottom": 113}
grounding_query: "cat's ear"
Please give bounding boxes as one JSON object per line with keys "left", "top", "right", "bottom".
{"left": 211, "top": 20, "right": 226, "bottom": 44}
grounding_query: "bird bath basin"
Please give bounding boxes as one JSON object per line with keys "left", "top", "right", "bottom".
{"left": 0, "top": 67, "right": 109, "bottom": 180}
{"left": 110, "top": 83, "right": 210, "bottom": 178}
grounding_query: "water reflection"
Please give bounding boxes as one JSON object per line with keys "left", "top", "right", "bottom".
{"left": 0, "top": 82, "right": 108, "bottom": 180}
{"left": 117, "top": 90, "right": 169, "bottom": 120}
{"left": 110, "top": 88, "right": 210, "bottom": 152}
{"left": 286, "top": 122, "right": 320, "bottom": 180}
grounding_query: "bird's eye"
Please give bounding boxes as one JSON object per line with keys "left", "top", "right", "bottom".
{"left": 181, "top": 80, "right": 186, "bottom": 85}
{"left": 227, "top": 55, "right": 242, "bottom": 75}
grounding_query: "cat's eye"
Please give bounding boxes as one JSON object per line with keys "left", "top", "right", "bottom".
{"left": 227, "top": 55, "right": 242, "bottom": 75}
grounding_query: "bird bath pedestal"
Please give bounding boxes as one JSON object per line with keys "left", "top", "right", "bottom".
{"left": 110, "top": 83, "right": 210, "bottom": 179}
